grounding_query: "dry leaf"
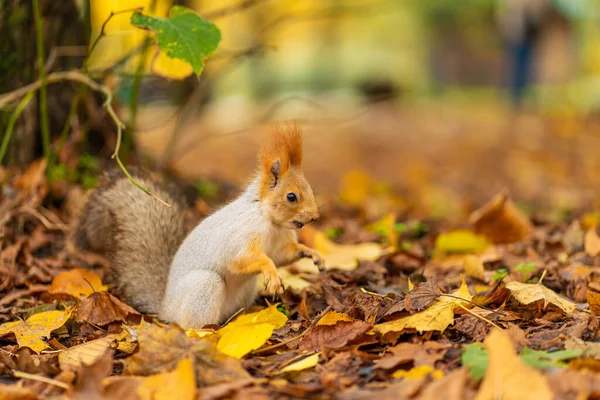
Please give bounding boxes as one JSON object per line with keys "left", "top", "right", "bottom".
{"left": 0, "top": 384, "right": 40, "bottom": 400}
{"left": 469, "top": 190, "right": 532, "bottom": 244}
{"left": 300, "top": 320, "right": 372, "bottom": 351}
{"left": 505, "top": 281, "right": 576, "bottom": 314}
{"left": 217, "top": 305, "right": 287, "bottom": 358}
{"left": 13, "top": 158, "right": 47, "bottom": 197}
{"left": 277, "top": 353, "right": 320, "bottom": 374}
{"left": 48, "top": 268, "right": 108, "bottom": 298}
{"left": 405, "top": 280, "right": 441, "bottom": 313}
{"left": 59, "top": 336, "right": 115, "bottom": 371}
{"left": 434, "top": 230, "right": 490, "bottom": 254}
{"left": 126, "top": 324, "right": 250, "bottom": 385}
{"left": 0, "top": 309, "right": 71, "bottom": 353}
{"left": 294, "top": 227, "right": 387, "bottom": 272}
{"left": 413, "top": 368, "right": 468, "bottom": 400}
{"left": 75, "top": 292, "right": 139, "bottom": 326}
{"left": 588, "top": 289, "right": 600, "bottom": 316}
{"left": 474, "top": 329, "right": 553, "bottom": 400}
{"left": 585, "top": 226, "right": 600, "bottom": 257}
{"left": 375, "top": 280, "right": 472, "bottom": 337}
{"left": 339, "top": 170, "right": 373, "bottom": 207}
{"left": 464, "top": 255, "right": 486, "bottom": 281}
{"left": 564, "top": 337, "right": 600, "bottom": 359}
{"left": 137, "top": 358, "right": 196, "bottom": 400}
{"left": 316, "top": 311, "right": 355, "bottom": 326}
{"left": 366, "top": 213, "right": 398, "bottom": 251}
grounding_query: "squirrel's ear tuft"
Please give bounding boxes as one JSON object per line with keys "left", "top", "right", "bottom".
{"left": 269, "top": 159, "right": 281, "bottom": 187}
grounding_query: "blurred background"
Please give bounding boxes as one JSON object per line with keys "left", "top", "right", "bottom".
{"left": 2, "top": 0, "right": 600, "bottom": 221}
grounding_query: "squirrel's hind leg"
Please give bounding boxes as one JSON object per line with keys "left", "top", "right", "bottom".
{"left": 159, "top": 270, "right": 225, "bottom": 329}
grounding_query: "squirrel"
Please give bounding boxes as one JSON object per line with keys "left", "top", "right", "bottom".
{"left": 72, "top": 124, "right": 325, "bottom": 328}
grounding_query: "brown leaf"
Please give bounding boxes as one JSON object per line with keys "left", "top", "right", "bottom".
{"left": 75, "top": 292, "right": 139, "bottom": 326}
{"left": 299, "top": 320, "right": 372, "bottom": 351}
{"left": 405, "top": 280, "right": 441, "bottom": 313}
{"left": 69, "top": 349, "right": 114, "bottom": 400}
{"left": 413, "top": 368, "right": 470, "bottom": 400}
{"left": 469, "top": 189, "right": 532, "bottom": 244}
{"left": 588, "top": 288, "right": 600, "bottom": 316}
{"left": 374, "top": 341, "right": 448, "bottom": 370}
{"left": 13, "top": 158, "right": 48, "bottom": 198}
{"left": 126, "top": 325, "right": 249, "bottom": 386}
{"left": 585, "top": 226, "right": 600, "bottom": 257}
{"left": 472, "top": 280, "right": 511, "bottom": 308}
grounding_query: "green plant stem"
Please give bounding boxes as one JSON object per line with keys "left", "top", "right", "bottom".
{"left": 33, "top": 0, "right": 51, "bottom": 171}
{"left": 0, "top": 92, "right": 35, "bottom": 165}
{"left": 55, "top": 87, "right": 84, "bottom": 158}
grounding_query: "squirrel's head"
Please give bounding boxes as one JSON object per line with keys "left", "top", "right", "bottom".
{"left": 258, "top": 124, "right": 319, "bottom": 230}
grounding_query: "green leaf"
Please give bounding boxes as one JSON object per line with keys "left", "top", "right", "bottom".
{"left": 520, "top": 348, "right": 582, "bottom": 370}
{"left": 462, "top": 343, "right": 488, "bottom": 381}
{"left": 130, "top": 6, "right": 221, "bottom": 76}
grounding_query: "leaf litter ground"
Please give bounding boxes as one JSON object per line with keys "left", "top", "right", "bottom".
{"left": 2, "top": 161, "right": 600, "bottom": 399}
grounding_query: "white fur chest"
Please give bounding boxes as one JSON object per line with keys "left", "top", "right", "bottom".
{"left": 262, "top": 223, "right": 297, "bottom": 265}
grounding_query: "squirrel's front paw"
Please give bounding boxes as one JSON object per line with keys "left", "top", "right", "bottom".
{"left": 263, "top": 269, "right": 284, "bottom": 295}
{"left": 301, "top": 248, "right": 326, "bottom": 272}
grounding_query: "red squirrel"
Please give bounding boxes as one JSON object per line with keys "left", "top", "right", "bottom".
{"left": 72, "top": 124, "right": 324, "bottom": 328}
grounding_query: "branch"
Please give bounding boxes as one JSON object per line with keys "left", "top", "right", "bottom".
{"left": 0, "top": 70, "right": 171, "bottom": 207}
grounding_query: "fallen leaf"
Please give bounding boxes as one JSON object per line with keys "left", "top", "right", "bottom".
{"left": 520, "top": 347, "right": 582, "bottom": 370}
{"left": 0, "top": 309, "right": 71, "bottom": 353}
{"left": 69, "top": 347, "right": 113, "bottom": 400}
{"left": 59, "top": 336, "right": 115, "bottom": 371}
{"left": 505, "top": 280, "right": 576, "bottom": 314}
{"left": 299, "top": 320, "right": 372, "bottom": 351}
{"left": 339, "top": 170, "right": 373, "bottom": 207}
{"left": 217, "top": 305, "right": 287, "bottom": 358}
{"left": 126, "top": 324, "right": 250, "bottom": 385}
{"left": 469, "top": 190, "right": 532, "bottom": 244}
{"left": 413, "top": 368, "right": 468, "bottom": 400}
{"left": 434, "top": 230, "right": 490, "bottom": 255}
{"left": 565, "top": 337, "right": 600, "bottom": 360}
{"left": 75, "top": 291, "right": 139, "bottom": 326}
{"left": 315, "top": 311, "right": 355, "bottom": 326}
{"left": 405, "top": 280, "right": 441, "bottom": 313}
{"left": 13, "top": 158, "right": 47, "bottom": 197}
{"left": 277, "top": 353, "right": 320, "bottom": 374}
{"left": 375, "top": 280, "right": 472, "bottom": 337}
{"left": 588, "top": 288, "right": 600, "bottom": 316}
{"left": 462, "top": 343, "right": 488, "bottom": 381}
{"left": 294, "top": 227, "right": 387, "bottom": 272}
{"left": 0, "top": 384, "right": 39, "bottom": 400}
{"left": 464, "top": 255, "right": 486, "bottom": 281}
{"left": 375, "top": 342, "right": 448, "bottom": 370}
{"left": 137, "top": 358, "right": 196, "bottom": 400}
{"left": 366, "top": 213, "right": 398, "bottom": 250}
{"left": 392, "top": 365, "right": 443, "bottom": 380}
{"left": 48, "top": 268, "right": 107, "bottom": 298}
{"left": 586, "top": 226, "right": 600, "bottom": 256}
{"left": 472, "top": 280, "right": 511, "bottom": 308}
{"left": 474, "top": 329, "right": 553, "bottom": 400}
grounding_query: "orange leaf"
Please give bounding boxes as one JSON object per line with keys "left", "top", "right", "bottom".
{"left": 49, "top": 268, "right": 107, "bottom": 298}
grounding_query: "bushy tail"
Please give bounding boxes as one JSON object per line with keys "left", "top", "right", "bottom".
{"left": 72, "top": 169, "right": 188, "bottom": 314}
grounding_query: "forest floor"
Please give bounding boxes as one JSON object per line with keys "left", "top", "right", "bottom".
{"left": 2, "top": 105, "right": 600, "bottom": 399}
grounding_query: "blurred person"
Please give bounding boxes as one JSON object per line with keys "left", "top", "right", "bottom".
{"left": 496, "top": 0, "right": 552, "bottom": 107}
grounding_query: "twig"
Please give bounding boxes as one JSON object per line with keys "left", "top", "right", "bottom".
{"left": 439, "top": 293, "right": 506, "bottom": 317}
{"left": 457, "top": 304, "right": 502, "bottom": 330}
{"left": 0, "top": 284, "right": 50, "bottom": 307}
{"left": 252, "top": 306, "right": 332, "bottom": 355}
{"left": 0, "top": 92, "right": 35, "bottom": 165}
{"left": 203, "top": 0, "right": 269, "bottom": 20}
{"left": 0, "top": 70, "right": 171, "bottom": 207}
{"left": 12, "top": 370, "right": 70, "bottom": 390}
{"left": 32, "top": 0, "right": 51, "bottom": 168}
{"left": 86, "top": 7, "right": 144, "bottom": 69}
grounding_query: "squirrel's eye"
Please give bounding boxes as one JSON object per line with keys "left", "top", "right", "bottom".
{"left": 286, "top": 193, "right": 297, "bottom": 203}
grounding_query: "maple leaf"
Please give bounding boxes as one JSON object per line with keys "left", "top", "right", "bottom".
{"left": 75, "top": 291, "right": 139, "bottom": 326}
{"left": 217, "top": 304, "right": 287, "bottom": 358}
{"left": 374, "top": 280, "right": 472, "bottom": 337}
{"left": 0, "top": 309, "right": 71, "bottom": 353}
{"left": 48, "top": 268, "right": 108, "bottom": 298}
{"left": 505, "top": 280, "right": 576, "bottom": 314}
{"left": 137, "top": 358, "right": 196, "bottom": 400}
{"left": 474, "top": 329, "right": 553, "bottom": 400}
{"left": 469, "top": 190, "right": 532, "bottom": 244}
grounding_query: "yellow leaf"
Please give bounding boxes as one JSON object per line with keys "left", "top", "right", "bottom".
{"left": 374, "top": 280, "right": 472, "bottom": 336}
{"left": 185, "top": 328, "right": 215, "bottom": 339}
{"left": 585, "top": 226, "right": 600, "bottom": 257}
{"left": 137, "top": 358, "right": 197, "bottom": 400}
{"left": 0, "top": 309, "right": 71, "bottom": 353}
{"left": 294, "top": 228, "right": 387, "bottom": 272}
{"left": 464, "top": 255, "right": 486, "bottom": 281}
{"left": 434, "top": 230, "right": 490, "bottom": 254}
{"left": 392, "top": 365, "right": 443, "bottom": 380}
{"left": 408, "top": 277, "right": 415, "bottom": 291}
{"left": 588, "top": 289, "right": 600, "bottom": 316}
{"left": 278, "top": 353, "right": 319, "bottom": 374}
{"left": 59, "top": 336, "right": 114, "bottom": 371}
{"left": 217, "top": 305, "right": 287, "bottom": 358}
{"left": 316, "top": 311, "right": 355, "bottom": 326}
{"left": 475, "top": 329, "right": 553, "bottom": 400}
{"left": 151, "top": 47, "right": 194, "bottom": 80}
{"left": 505, "top": 281, "right": 576, "bottom": 314}
{"left": 339, "top": 170, "right": 372, "bottom": 206}
{"left": 259, "top": 267, "right": 312, "bottom": 294}
{"left": 48, "top": 268, "right": 107, "bottom": 297}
